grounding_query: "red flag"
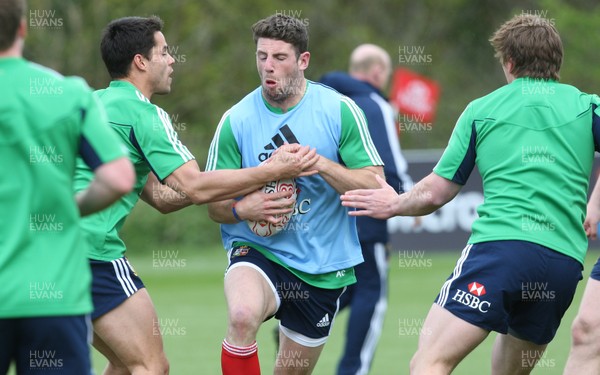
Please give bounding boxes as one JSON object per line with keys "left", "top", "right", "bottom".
{"left": 390, "top": 68, "right": 440, "bottom": 124}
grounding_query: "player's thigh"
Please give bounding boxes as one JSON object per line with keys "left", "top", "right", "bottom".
{"left": 415, "top": 303, "right": 489, "bottom": 366}
{"left": 572, "top": 263, "right": 600, "bottom": 328}
{"left": 93, "top": 288, "right": 165, "bottom": 366}
{"left": 90, "top": 257, "right": 145, "bottom": 321}
{"left": 492, "top": 333, "right": 547, "bottom": 375}
{"left": 92, "top": 332, "right": 127, "bottom": 371}
{"left": 275, "top": 271, "right": 346, "bottom": 372}
{"left": 16, "top": 315, "right": 93, "bottom": 375}
{"left": 276, "top": 329, "right": 325, "bottom": 375}
{"left": 225, "top": 246, "right": 279, "bottom": 321}
{"left": 508, "top": 243, "right": 582, "bottom": 345}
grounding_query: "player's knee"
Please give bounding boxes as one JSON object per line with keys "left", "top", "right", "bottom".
{"left": 159, "top": 355, "right": 170, "bottom": 374}
{"left": 105, "top": 361, "right": 129, "bottom": 375}
{"left": 571, "top": 314, "right": 600, "bottom": 347}
{"left": 228, "top": 305, "right": 262, "bottom": 336}
{"left": 409, "top": 351, "right": 452, "bottom": 375}
{"left": 127, "top": 352, "right": 169, "bottom": 374}
{"left": 409, "top": 354, "right": 417, "bottom": 374}
{"left": 409, "top": 351, "right": 425, "bottom": 374}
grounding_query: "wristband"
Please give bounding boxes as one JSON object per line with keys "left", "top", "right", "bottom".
{"left": 232, "top": 201, "right": 243, "bottom": 222}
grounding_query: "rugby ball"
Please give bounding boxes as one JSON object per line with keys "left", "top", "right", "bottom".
{"left": 247, "top": 178, "right": 297, "bottom": 237}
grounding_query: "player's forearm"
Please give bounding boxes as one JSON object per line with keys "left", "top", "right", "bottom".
{"left": 189, "top": 169, "right": 264, "bottom": 204}
{"left": 318, "top": 157, "right": 383, "bottom": 194}
{"left": 141, "top": 173, "right": 193, "bottom": 214}
{"left": 166, "top": 161, "right": 264, "bottom": 205}
{"left": 76, "top": 180, "right": 128, "bottom": 216}
{"left": 143, "top": 189, "right": 192, "bottom": 214}
{"left": 208, "top": 200, "right": 240, "bottom": 224}
{"left": 393, "top": 173, "right": 461, "bottom": 216}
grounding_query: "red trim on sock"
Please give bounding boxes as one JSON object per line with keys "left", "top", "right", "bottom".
{"left": 221, "top": 340, "right": 260, "bottom": 375}
{"left": 222, "top": 339, "right": 257, "bottom": 357}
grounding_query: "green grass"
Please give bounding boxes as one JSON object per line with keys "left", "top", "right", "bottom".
{"left": 97, "top": 247, "right": 599, "bottom": 374}
{"left": 8, "top": 247, "right": 598, "bottom": 374}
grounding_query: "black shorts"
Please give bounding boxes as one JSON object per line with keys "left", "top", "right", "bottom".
{"left": 0, "top": 315, "right": 92, "bottom": 374}
{"left": 90, "top": 257, "right": 145, "bottom": 320}
{"left": 436, "top": 240, "right": 582, "bottom": 345}
{"left": 226, "top": 245, "right": 346, "bottom": 347}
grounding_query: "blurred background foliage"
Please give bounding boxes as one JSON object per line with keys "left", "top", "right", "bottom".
{"left": 25, "top": 0, "right": 600, "bottom": 252}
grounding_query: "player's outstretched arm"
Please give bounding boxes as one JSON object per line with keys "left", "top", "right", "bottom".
{"left": 140, "top": 172, "right": 192, "bottom": 214}
{"left": 341, "top": 172, "right": 461, "bottom": 219}
{"left": 164, "top": 145, "right": 318, "bottom": 205}
{"left": 76, "top": 157, "right": 135, "bottom": 216}
{"left": 207, "top": 190, "right": 295, "bottom": 224}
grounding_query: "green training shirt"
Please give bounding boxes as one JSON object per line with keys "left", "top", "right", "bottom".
{"left": 73, "top": 81, "right": 194, "bottom": 261}
{"left": 434, "top": 78, "right": 600, "bottom": 264}
{"left": 0, "top": 57, "right": 127, "bottom": 318}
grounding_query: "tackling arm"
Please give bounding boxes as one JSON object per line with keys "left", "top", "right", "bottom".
{"left": 140, "top": 172, "right": 192, "bottom": 214}
{"left": 163, "top": 144, "right": 317, "bottom": 205}
{"left": 341, "top": 172, "right": 462, "bottom": 219}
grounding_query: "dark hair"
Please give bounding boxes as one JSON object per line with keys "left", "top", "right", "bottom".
{"left": 252, "top": 14, "right": 308, "bottom": 57}
{"left": 0, "top": 0, "right": 25, "bottom": 50}
{"left": 489, "top": 14, "right": 562, "bottom": 80}
{"left": 100, "top": 16, "right": 163, "bottom": 79}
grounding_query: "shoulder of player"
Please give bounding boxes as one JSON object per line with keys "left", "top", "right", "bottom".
{"left": 26, "top": 61, "right": 94, "bottom": 95}
{"left": 225, "top": 86, "right": 262, "bottom": 123}
{"left": 104, "top": 86, "right": 169, "bottom": 120}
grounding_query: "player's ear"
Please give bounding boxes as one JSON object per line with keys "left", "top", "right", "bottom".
{"left": 298, "top": 51, "right": 310, "bottom": 71}
{"left": 132, "top": 54, "right": 148, "bottom": 72}
{"left": 18, "top": 17, "right": 27, "bottom": 39}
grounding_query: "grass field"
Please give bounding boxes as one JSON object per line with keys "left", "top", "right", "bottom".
{"left": 95, "top": 246, "right": 598, "bottom": 374}
{"left": 9, "top": 247, "right": 598, "bottom": 374}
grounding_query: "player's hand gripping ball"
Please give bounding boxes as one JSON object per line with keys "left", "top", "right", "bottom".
{"left": 248, "top": 178, "right": 297, "bottom": 237}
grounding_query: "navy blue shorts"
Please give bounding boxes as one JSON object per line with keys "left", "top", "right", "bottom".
{"left": 0, "top": 315, "right": 92, "bottom": 374}
{"left": 90, "top": 257, "right": 145, "bottom": 320}
{"left": 436, "top": 240, "right": 582, "bottom": 345}
{"left": 590, "top": 257, "right": 600, "bottom": 281}
{"left": 226, "top": 245, "right": 346, "bottom": 347}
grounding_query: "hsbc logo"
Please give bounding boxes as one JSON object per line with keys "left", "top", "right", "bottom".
{"left": 258, "top": 124, "right": 299, "bottom": 162}
{"left": 468, "top": 281, "right": 486, "bottom": 297}
{"left": 452, "top": 281, "right": 491, "bottom": 313}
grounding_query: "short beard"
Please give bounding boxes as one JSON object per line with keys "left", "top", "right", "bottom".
{"left": 263, "top": 87, "right": 293, "bottom": 104}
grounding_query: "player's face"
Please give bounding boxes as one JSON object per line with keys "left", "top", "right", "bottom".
{"left": 256, "top": 38, "right": 310, "bottom": 106}
{"left": 147, "top": 31, "right": 175, "bottom": 95}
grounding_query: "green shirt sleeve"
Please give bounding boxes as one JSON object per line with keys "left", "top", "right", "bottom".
{"left": 205, "top": 114, "right": 242, "bottom": 171}
{"left": 79, "top": 85, "right": 127, "bottom": 169}
{"left": 339, "top": 97, "right": 383, "bottom": 168}
{"left": 433, "top": 103, "right": 476, "bottom": 184}
{"left": 135, "top": 106, "right": 195, "bottom": 181}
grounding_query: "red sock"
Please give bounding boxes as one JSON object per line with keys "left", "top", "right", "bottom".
{"left": 221, "top": 339, "right": 260, "bottom": 375}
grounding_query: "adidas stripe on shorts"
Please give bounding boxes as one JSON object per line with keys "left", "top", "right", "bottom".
{"left": 90, "top": 257, "right": 145, "bottom": 320}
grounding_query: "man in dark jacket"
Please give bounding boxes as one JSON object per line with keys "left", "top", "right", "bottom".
{"left": 321, "top": 44, "right": 413, "bottom": 375}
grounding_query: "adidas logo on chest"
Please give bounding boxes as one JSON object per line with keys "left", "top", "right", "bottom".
{"left": 258, "top": 124, "right": 299, "bottom": 162}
